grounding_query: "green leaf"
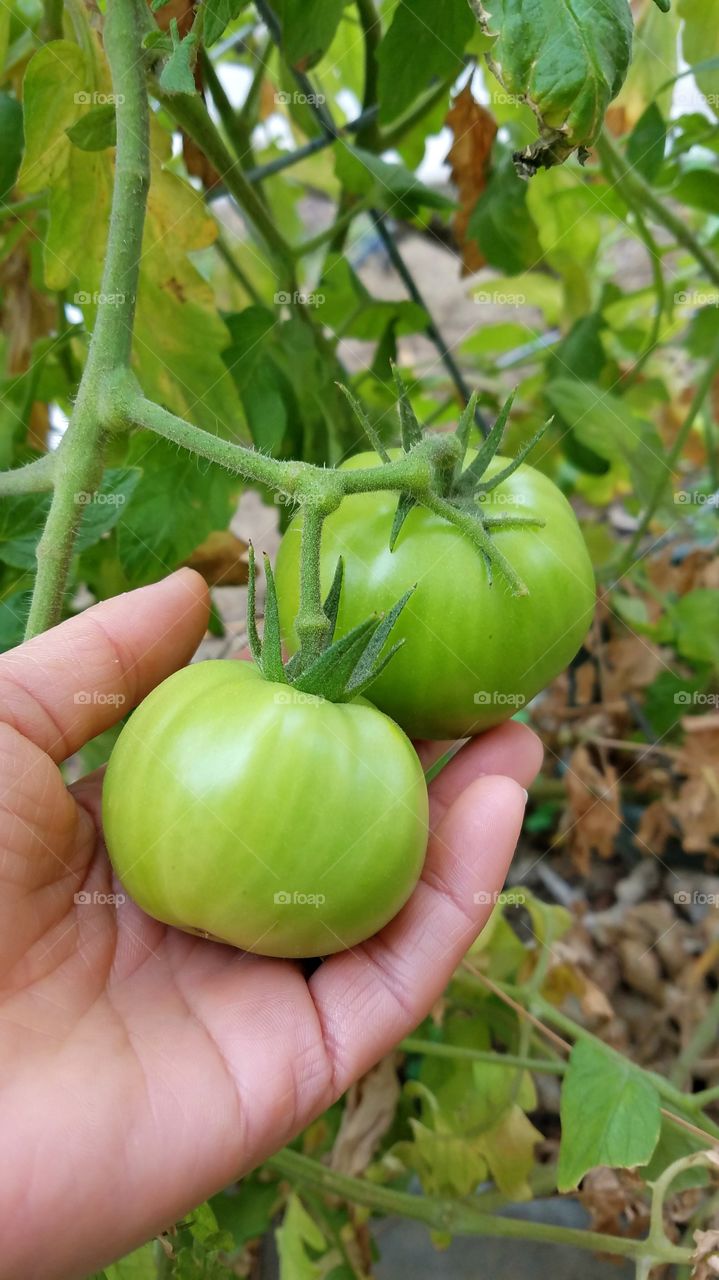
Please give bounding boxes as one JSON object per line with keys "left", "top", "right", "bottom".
{"left": 0, "top": 92, "right": 23, "bottom": 201}
{"left": 135, "top": 117, "right": 247, "bottom": 437}
{"left": 334, "top": 143, "right": 454, "bottom": 217}
{"left": 0, "top": 590, "right": 31, "bottom": 651}
{"left": 204, "top": 0, "right": 245, "bottom": 47}
{"left": 224, "top": 308, "right": 289, "bottom": 452}
{"left": 158, "top": 21, "right": 197, "bottom": 96}
{"left": 0, "top": 469, "right": 140, "bottom": 570}
{"left": 276, "top": 1193, "right": 326, "bottom": 1280}
{"left": 626, "top": 102, "right": 666, "bottom": 181}
{"left": 117, "top": 436, "right": 239, "bottom": 585}
{"left": 467, "top": 147, "right": 542, "bottom": 276}
{"left": 557, "top": 1039, "right": 661, "bottom": 1191}
{"left": 274, "top": 0, "right": 345, "bottom": 66}
{"left": 472, "top": 0, "right": 633, "bottom": 171}
{"left": 18, "top": 40, "right": 113, "bottom": 290}
{"left": 66, "top": 102, "right": 117, "bottom": 151}
{"left": 100, "top": 1242, "right": 157, "bottom": 1279}
{"left": 670, "top": 590, "right": 719, "bottom": 667}
{"left": 546, "top": 379, "right": 665, "bottom": 506}
{"left": 671, "top": 167, "right": 719, "bottom": 213}
{"left": 377, "top": 0, "right": 474, "bottom": 124}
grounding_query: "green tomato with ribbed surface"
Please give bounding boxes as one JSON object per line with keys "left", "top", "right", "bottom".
{"left": 275, "top": 451, "right": 595, "bottom": 740}
{"left": 103, "top": 660, "right": 428, "bottom": 958}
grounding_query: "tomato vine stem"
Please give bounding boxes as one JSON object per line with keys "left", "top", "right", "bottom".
{"left": 24, "top": 0, "right": 150, "bottom": 638}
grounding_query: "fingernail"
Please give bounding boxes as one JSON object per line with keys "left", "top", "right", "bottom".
{"left": 522, "top": 788, "right": 529, "bottom": 803}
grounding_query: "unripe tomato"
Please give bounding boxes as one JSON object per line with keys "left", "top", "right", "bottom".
{"left": 275, "top": 451, "right": 595, "bottom": 740}
{"left": 102, "top": 661, "right": 428, "bottom": 958}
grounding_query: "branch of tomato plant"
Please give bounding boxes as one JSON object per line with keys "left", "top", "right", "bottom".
{"left": 24, "top": 0, "right": 151, "bottom": 638}
{"left": 596, "top": 133, "right": 666, "bottom": 389}
{"left": 399, "top": 1037, "right": 566, "bottom": 1075}
{"left": 354, "top": 0, "right": 382, "bottom": 149}
{"left": 0, "top": 453, "right": 56, "bottom": 496}
{"left": 596, "top": 131, "right": 719, "bottom": 289}
{"left": 266, "top": 1148, "right": 691, "bottom": 1266}
{"left": 198, "top": 47, "right": 261, "bottom": 184}
{"left": 471, "top": 972, "right": 719, "bottom": 1143}
{"left": 153, "top": 84, "right": 297, "bottom": 287}
{"left": 670, "top": 986, "right": 719, "bottom": 1091}
{"left": 637, "top": 1152, "right": 719, "bottom": 1280}
{"left": 614, "top": 328, "right": 719, "bottom": 578}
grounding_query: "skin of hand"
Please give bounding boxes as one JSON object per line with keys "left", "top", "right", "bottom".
{"left": 0, "top": 569, "right": 542, "bottom": 1279}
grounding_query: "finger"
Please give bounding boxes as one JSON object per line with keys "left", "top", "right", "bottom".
{"left": 310, "top": 774, "right": 526, "bottom": 1091}
{"left": 427, "top": 720, "right": 542, "bottom": 824}
{"left": 0, "top": 570, "right": 209, "bottom": 763}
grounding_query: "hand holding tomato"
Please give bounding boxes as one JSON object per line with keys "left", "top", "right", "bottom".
{"left": 0, "top": 570, "right": 541, "bottom": 1279}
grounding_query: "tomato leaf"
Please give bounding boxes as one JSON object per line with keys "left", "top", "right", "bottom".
{"left": 0, "top": 91, "right": 23, "bottom": 201}
{"left": 66, "top": 103, "right": 117, "bottom": 152}
{"left": 274, "top": 0, "right": 345, "bottom": 66}
{"left": 472, "top": 0, "right": 633, "bottom": 172}
{"left": 377, "top": 0, "right": 475, "bottom": 124}
{"left": 557, "top": 1038, "right": 661, "bottom": 1191}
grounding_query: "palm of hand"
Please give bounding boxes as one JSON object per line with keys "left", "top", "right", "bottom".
{"left": 0, "top": 570, "right": 540, "bottom": 1279}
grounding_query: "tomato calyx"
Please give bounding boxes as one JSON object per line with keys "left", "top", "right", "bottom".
{"left": 343, "top": 367, "right": 551, "bottom": 595}
{"left": 247, "top": 544, "right": 414, "bottom": 703}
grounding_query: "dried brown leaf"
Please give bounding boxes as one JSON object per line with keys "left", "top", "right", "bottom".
{"left": 330, "top": 1056, "right": 400, "bottom": 1177}
{"left": 445, "top": 87, "right": 497, "bottom": 276}
{"left": 184, "top": 531, "right": 249, "bottom": 586}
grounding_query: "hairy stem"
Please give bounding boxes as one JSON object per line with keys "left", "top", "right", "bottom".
{"left": 0, "top": 454, "right": 56, "bottom": 495}
{"left": 597, "top": 131, "right": 719, "bottom": 288}
{"left": 616, "top": 330, "right": 719, "bottom": 576}
{"left": 155, "top": 87, "right": 296, "bottom": 283}
{"left": 267, "top": 1149, "right": 690, "bottom": 1265}
{"left": 25, "top": 0, "right": 150, "bottom": 638}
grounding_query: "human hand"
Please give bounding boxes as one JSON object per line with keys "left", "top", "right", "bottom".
{"left": 0, "top": 570, "right": 542, "bottom": 1278}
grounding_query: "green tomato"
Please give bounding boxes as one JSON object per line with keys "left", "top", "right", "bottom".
{"left": 275, "top": 452, "right": 595, "bottom": 740}
{"left": 102, "top": 661, "right": 428, "bottom": 958}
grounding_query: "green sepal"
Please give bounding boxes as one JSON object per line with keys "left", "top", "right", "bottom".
{"left": 346, "top": 585, "right": 415, "bottom": 697}
{"left": 321, "top": 556, "right": 345, "bottom": 644}
{"left": 337, "top": 384, "right": 390, "bottom": 461}
{"left": 246, "top": 543, "right": 262, "bottom": 665}
{"left": 453, "top": 390, "right": 479, "bottom": 479}
{"left": 261, "top": 553, "right": 287, "bottom": 683}
{"left": 457, "top": 389, "right": 516, "bottom": 493}
{"left": 293, "top": 618, "right": 378, "bottom": 701}
{"left": 388, "top": 491, "right": 417, "bottom": 551}
{"left": 158, "top": 20, "right": 198, "bottom": 96}
{"left": 474, "top": 419, "right": 550, "bottom": 495}
{"left": 392, "top": 363, "right": 423, "bottom": 452}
